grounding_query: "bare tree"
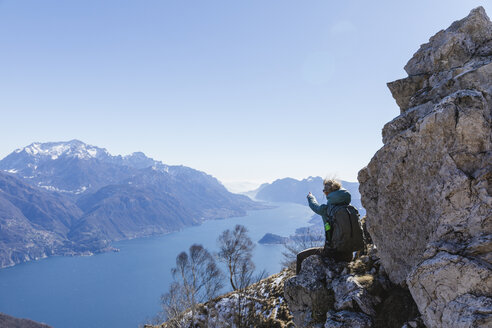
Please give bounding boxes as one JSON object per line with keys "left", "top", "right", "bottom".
{"left": 161, "top": 244, "right": 223, "bottom": 326}
{"left": 161, "top": 226, "right": 270, "bottom": 327}
{"left": 217, "top": 224, "right": 255, "bottom": 291}
{"left": 232, "top": 262, "right": 269, "bottom": 328}
{"left": 160, "top": 282, "right": 188, "bottom": 328}
{"left": 217, "top": 224, "right": 270, "bottom": 327}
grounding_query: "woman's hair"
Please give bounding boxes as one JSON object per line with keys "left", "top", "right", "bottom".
{"left": 323, "top": 178, "right": 341, "bottom": 193}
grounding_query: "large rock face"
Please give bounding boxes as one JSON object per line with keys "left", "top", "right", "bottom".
{"left": 358, "top": 7, "right": 492, "bottom": 328}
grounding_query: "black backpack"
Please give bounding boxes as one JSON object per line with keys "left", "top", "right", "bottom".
{"left": 326, "top": 205, "right": 364, "bottom": 252}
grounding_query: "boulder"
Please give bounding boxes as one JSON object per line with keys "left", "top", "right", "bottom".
{"left": 284, "top": 245, "right": 419, "bottom": 328}
{"left": 332, "top": 275, "right": 379, "bottom": 316}
{"left": 284, "top": 255, "right": 333, "bottom": 327}
{"left": 324, "top": 310, "right": 372, "bottom": 328}
{"left": 359, "top": 6, "right": 492, "bottom": 328}
{"left": 408, "top": 252, "right": 492, "bottom": 328}
{"left": 387, "top": 6, "right": 492, "bottom": 113}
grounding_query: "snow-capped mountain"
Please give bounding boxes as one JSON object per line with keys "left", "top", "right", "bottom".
{"left": 17, "top": 139, "right": 111, "bottom": 160}
{"left": 8, "top": 139, "right": 168, "bottom": 168}
{"left": 0, "top": 140, "right": 172, "bottom": 195}
{"left": 0, "top": 140, "right": 267, "bottom": 268}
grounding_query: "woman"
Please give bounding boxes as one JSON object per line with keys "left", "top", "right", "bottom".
{"left": 296, "top": 178, "right": 354, "bottom": 274}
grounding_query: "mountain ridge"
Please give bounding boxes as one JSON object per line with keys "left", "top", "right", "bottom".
{"left": 0, "top": 140, "right": 267, "bottom": 268}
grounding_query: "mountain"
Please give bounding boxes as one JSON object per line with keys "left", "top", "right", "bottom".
{"left": 0, "top": 140, "right": 164, "bottom": 195}
{"left": 0, "top": 312, "right": 52, "bottom": 328}
{"left": 0, "top": 172, "right": 94, "bottom": 268}
{"left": 251, "top": 176, "right": 365, "bottom": 216}
{"left": 0, "top": 140, "right": 266, "bottom": 268}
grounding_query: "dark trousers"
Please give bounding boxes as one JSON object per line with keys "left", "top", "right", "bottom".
{"left": 296, "top": 246, "right": 353, "bottom": 274}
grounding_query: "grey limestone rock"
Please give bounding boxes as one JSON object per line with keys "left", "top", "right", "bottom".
{"left": 401, "top": 317, "right": 425, "bottom": 328}
{"left": 441, "top": 293, "right": 492, "bottom": 328}
{"left": 284, "top": 255, "right": 333, "bottom": 327}
{"left": 283, "top": 244, "right": 419, "bottom": 327}
{"left": 404, "top": 7, "right": 492, "bottom": 76}
{"left": 407, "top": 252, "right": 492, "bottom": 328}
{"left": 359, "top": 6, "right": 492, "bottom": 328}
{"left": 387, "top": 7, "right": 492, "bottom": 113}
{"left": 324, "top": 310, "right": 372, "bottom": 328}
{"left": 332, "top": 275, "right": 379, "bottom": 316}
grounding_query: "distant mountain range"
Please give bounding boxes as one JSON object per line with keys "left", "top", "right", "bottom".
{"left": 248, "top": 176, "right": 365, "bottom": 216}
{"left": 0, "top": 140, "right": 266, "bottom": 268}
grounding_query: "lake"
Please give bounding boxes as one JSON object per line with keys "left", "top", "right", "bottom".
{"left": 0, "top": 202, "right": 314, "bottom": 328}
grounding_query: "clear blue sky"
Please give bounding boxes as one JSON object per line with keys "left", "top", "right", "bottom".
{"left": 1, "top": 0, "right": 490, "bottom": 188}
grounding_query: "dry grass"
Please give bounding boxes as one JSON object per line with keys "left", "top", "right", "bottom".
{"left": 354, "top": 274, "right": 374, "bottom": 289}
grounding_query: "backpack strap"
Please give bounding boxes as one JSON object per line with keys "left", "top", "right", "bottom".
{"left": 346, "top": 207, "right": 353, "bottom": 238}
{"left": 324, "top": 205, "right": 336, "bottom": 243}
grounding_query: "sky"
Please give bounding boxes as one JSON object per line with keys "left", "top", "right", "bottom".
{"left": 0, "top": 0, "right": 490, "bottom": 190}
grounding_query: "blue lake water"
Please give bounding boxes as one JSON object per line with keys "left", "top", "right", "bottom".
{"left": 0, "top": 202, "right": 313, "bottom": 328}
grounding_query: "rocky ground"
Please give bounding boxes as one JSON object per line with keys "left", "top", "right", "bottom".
{"left": 149, "top": 269, "right": 295, "bottom": 328}
{"left": 152, "top": 243, "right": 425, "bottom": 328}
{"left": 284, "top": 245, "right": 424, "bottom": 328}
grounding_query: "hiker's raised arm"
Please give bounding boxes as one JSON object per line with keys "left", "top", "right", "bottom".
{"left": 307, "top": 193, "right": 324, "bottom": 214}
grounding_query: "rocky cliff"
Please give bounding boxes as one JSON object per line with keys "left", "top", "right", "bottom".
{"left": 358, "top": 6, "right": 491, "bottom": 328}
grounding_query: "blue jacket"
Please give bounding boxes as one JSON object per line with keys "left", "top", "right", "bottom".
{"left": 307, "top": 189, "right": 351, "bottom": 234}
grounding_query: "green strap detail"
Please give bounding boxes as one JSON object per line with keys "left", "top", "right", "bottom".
{"left": 324, "top": 222, "right": 331, "bottom": 231}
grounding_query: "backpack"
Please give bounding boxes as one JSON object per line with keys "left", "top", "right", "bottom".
{"left": 326, "top": 205, "right": 364, "bottom": 253}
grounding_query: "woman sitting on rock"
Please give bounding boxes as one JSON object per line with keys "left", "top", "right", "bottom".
{"left": 296, "top": 178, "right": 362, "bottom": 274}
